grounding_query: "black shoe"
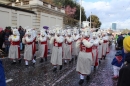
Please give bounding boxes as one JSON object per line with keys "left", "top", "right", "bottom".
{"left": 86, "top": 75, "right": 90, "bottom": 82}
{"left": 18, "top": 59, "right": 22, "bottom": 64}
{"left": 59, "top": 65, "right": 62, "bottom": 70}
{"left": 53, "top": 68, "right": 57, "bottom": 72}
{"left": 72, "top": 58, "right": 74, "bottom": 62}
{"left": 11, "top": 62, "right": 16, "bottom": 65}
{"left": 64, "top": 62, "right": 67, "bottom": 65}
{"left": 94, "top": 66, "right": 96, "bottom": 71}
{"left": 69, "top": 60, "right": 72, "bottom": 64}
{"left": 39, "top": 58, "right": 44, "bottom": 63}
{"left": 25, "top": 65, "right": 28, "bottom": 67}
{"left": 33, "top": 63, "right": 35, "bottom": 65}
{"left": 75, "top": 56, "right": 77, "bottom": 60}
{"left": 79, "top": 79, "right": 84, "bottom": 85}
{"left": 101, "top": 58, "right": 102, "bottom": 60}
{"left": 104, "top": 55, "right": 106, "bottom": 60}
{"left": 45, "top": 58, "right": 47, "bottom": 62}
{"left": 104, "top": 56, "right": 106, "bottom": 60}
{"left": 99, "top": 60, "right": 101, "bottom": 64}
{"left": 34, "top": 56, "right": 36, "bottom": 60}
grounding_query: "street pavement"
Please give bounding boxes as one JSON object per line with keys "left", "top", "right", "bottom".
{"left": 1, "top": 43, "right": 117, "bottom": 86}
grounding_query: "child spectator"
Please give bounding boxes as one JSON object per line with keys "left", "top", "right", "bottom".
{"left": 111, "top": 50, "right": 124, "bottom": 80}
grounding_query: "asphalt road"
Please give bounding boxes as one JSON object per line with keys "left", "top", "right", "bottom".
{"left": 1, "top": 43, "right": 117, "bottom": 86}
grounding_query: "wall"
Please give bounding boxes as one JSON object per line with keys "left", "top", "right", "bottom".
{"left": 17, "top": 11, "right": 33, "bottom": 28}
{"left": 0, "top": 6, "right": 64, "bottom": 29}
{"left": 0, "top": 7, "right": 11, "bottom": 29}
{"left": 40, "top": 13, "right": 63, "bottom": 28}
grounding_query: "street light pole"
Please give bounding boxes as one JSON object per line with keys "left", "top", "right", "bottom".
{"left": 79, "top": 0, "right": 82, "bottom": 29}
{"left": 90, "top": 12, "right": 92, "bottom": 29}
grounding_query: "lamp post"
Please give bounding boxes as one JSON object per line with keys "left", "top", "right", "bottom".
{"left": 79, "top": 0, "right": 82, "bottom": 29}
{"left": 90, "top": 12, "right": 92, "bottom": 29}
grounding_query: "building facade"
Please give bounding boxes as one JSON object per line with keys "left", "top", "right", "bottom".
{"left": 112, "top": 23, "right": 116, "bottom": 30}
{"left": 0, "top": 0, "right": 65, "bottom": 29}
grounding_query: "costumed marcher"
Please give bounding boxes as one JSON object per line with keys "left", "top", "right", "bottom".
{"left": 72, "top": 27, "right": 80, "bottom": 61}
{"left": 97, "top": 31, "right": 103, "bottom": 63}
{"left": 111, "top": 50, "right": 123, "bottom": 80}
{"left": 8, "top": 28, "right": 21, "bottom": 64}
{"left": 102, "top": 32, "right": 108, "bottom": 59}
{"left": 50, "top": 27, "right": 64, "bottom": 72}
{"left": 37, "top": 29, "right": 48, "bottom": 62}
{"left": 117, "top": 36, "right": 130, "bottom": 86}
{"left": 76, "top": 28, "right": 93, "bottom": 85}
{"left": 61, "top": 29, "right": 67, "bottom": 64}
{"left": 63, "top": 29, "right": 73, "bottom": 64}
{"left": 32, "top": 28, "right": 37, "bottom": 59}
{"left": 22, "top": 28, "right": 36, "bottom": 66}
{"left": 92, "top": 32, "right": 99, "bottom": 69}
{"left": 47, "top": 30, "right": 55, "bottom": 54}
{"left": 106, "top": 33, "right": 110, "bottom": 53}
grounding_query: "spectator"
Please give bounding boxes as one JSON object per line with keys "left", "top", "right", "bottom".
{"left": 18, "top": 26, "right": 25, "bottom": 51}
{"left": 111, "top": 50, "right": 124, "bottom": 80}
{"left": 0, "top": 28, "right": 5, "bottom": 50}
{"left": 117, "top": 35, "right": 124, "bottom": 50}
{"left": 4, "top": 27, "right": 12, "bottom": 54}
{"left": 0, "top": 60, "right": 6, "bottom": 86}
{"left": 117, "top": 36, "right": 130, "bottom": 86}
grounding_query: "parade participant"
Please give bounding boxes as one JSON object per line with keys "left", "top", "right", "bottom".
{"left": 97, "top": 31, "right": 103, "bottom": 63}
{"left": 50, "top": 27, "right": 64, "bottom": 72}
{"left": 72, "top": 28, "right": 80, "bottom": 60}
{"left": 22, "top": 28, "right": 36, "bottom": 66}
{"left": 92, "top": 32, "right": 99, "bottom": 69}
{"left": 37, "top": 29, "right": 48, "bottom": 63}
{"left": 76, "top": 28, "right": 93, "bottom": 85}
{"left": 32, "top": 28, "right": 37, "bottom": 59}
{"left": 102, "top": 32, "right": 108, "bottom": 59}
{"left": 47, "top": 30, "right": 55, "bottom": 54}
{"left": 106, "top": 32, "right": 110, "bottom": 53}
{"left": 61, "top": 30, "right": 67, "bottom": 64}
{"left": 63, "top": 29, "right": 73, "bottom": 64}
{"left": 8, "top": 28, "right": 21, "bottom": 64}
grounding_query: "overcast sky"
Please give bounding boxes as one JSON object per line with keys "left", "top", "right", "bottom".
{"left": 79, "top": 0, "right": 130, "bottom": 29}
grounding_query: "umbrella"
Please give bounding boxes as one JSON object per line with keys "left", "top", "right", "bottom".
{"left": 0, "top": 27, "right": 3, "bottom": 32}
{"left": 43, "top": 26, "right": 49, "bottom": 30}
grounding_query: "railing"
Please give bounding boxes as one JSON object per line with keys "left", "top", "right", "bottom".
{"left": 10, "top": 0, "right": 65, "bottom": 13}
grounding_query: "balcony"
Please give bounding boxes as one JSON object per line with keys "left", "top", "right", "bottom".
{"left": 10, "top": 0, "right": 65, "bottom": 14}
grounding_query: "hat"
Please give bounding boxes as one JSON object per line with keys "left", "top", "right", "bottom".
{"left": 123, "top": 36, "right": 130, "bottom": 52}
{"left": 115, "top": 53, "right": 122, "bottom": 56}
{"left": 115, "top": 50, "right": 122, "bottom": 56}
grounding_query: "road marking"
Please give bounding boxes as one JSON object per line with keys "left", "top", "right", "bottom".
{"left": 51, "top": 67, "right": 76, "bottom": 86}
{"left": 6, "top": 79, "right": 13, "bottom": 83}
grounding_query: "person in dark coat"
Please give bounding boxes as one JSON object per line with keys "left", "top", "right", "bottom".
{"left": 117, "top": 36, "right": 130, "bottom": 86}
{"left": 117, "top": 35, "right": 124, "bottom": 50}
{"left": 0, "top": 30, "right": 5, "bottom": 50}
{"left": 18, "top": 26, "right": 25, "bottom": 51}
{"left": 4, "top": 27, "right": 12, "bottom": 54}
{"left": 0, "top": 60, "right": 6, "bottom": 86}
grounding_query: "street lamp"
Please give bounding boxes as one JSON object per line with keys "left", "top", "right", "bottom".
{"left": 79, "top": 0, "right": 82, "bottom": 29}
{"left": 90, "top": 12, "right": 92, "bottom": 29}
